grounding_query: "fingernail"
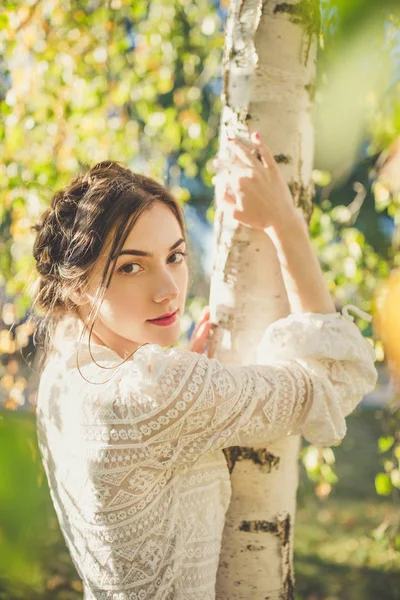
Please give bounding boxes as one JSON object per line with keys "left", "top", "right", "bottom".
{"left": 254, "top": 132, "right": 260, "bottom": 140}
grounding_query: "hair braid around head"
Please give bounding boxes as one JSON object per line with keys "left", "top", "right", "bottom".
{"left": 32, "top": 177, "right": 90, "bottom": 311}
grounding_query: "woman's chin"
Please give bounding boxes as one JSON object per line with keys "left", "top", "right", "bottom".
{"left": 145, "top": 321, "right": 181, "bottom": 346}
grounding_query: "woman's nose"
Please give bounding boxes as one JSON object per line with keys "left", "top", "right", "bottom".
{"left": 153, "top": 270, "right": 180, "bottom": 303}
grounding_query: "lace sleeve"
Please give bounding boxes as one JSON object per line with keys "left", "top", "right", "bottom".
{"left": 255, "top": 306, "right": 377, "bottom": 446}
{"left": 110, "top": 307, "right": 377, "bottom": 466}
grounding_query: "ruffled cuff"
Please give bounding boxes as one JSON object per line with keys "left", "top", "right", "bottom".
{"left": 257, "top": 305, "right": 376, "bottom": 366}
{"left": 256, "top": 305, "right": 378, "bottom": 446}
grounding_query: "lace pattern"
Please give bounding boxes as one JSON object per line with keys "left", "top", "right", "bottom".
{"left": 36, "top": 309, "right": 377, "bottom": 599}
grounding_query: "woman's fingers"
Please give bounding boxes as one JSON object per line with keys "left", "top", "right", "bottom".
{"left": 213, "top": 132, "right": 271, "bottom": 169}
{"left": 214, "top": 136, "right": 272, "bottom": 173}
{"left": 189, "top": 305, "right": 216, "bottom": 356}
{"left": 210, "top": 130, "right": 295, "bottom": 231}
{"left": 227, "top": 167, "right": 256, "bottom": 196}
{"left": 191, "top": 306, "right": 210, "bottom": 337}
{"left": 222, "top": 188, "right": 236, "bottom": 204}
{"left": 211, "top": 133, "right": 274, "bottom": 219}
{"left": 250, "top": 131, "right": 276, "bottom": 169}
{"left": 190, "top": 319, "right": 212, "bottom": 354}
{"left": 227, "top": 138, "right": 259, "bottom": 167}
{"left": 190, "top": 306, "right": 210, "bottom": 341}
{"left": 212, "top": 164, "right": 254, "bottom": 193}
{"left": 213, "top": 153, "right": 254, "bottom": 172}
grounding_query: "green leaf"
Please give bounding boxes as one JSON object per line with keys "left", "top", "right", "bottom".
{"left": 374, "top": 473, "right": 393, "bottom": 496}
{"left": 378, "top": 436, "right": 395, "bottom": 453}
{"left": 321, "top": 464, "right": 338, "bottom": 484}
{"left": 0, "top": 14, "right": 9, "bottom": 30}
{"left": 322, "top": 447, "right": 336, "bottom": 465}
{"left": 390, "top": 468, "right": 400, "bottom": 489}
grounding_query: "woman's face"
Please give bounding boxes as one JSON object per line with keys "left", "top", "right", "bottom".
{"left": 81, "top": 201, "right": 189, "bottom": 358}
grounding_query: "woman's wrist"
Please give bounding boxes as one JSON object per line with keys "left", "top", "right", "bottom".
{"left": 264, "top": 209, "right": 308, "bottom": 247}
{"left": 264, "top": 209, "right": 336, "bottom": 314}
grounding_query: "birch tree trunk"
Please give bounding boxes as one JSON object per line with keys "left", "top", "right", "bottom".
{"left": 209, "top": 1, "right": 319, "bottom": 598}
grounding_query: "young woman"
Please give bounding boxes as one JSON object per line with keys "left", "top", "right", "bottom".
{"left": 33, "top": 133, "right": 377, "bottom": 600}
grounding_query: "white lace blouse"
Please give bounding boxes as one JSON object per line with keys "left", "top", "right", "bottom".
{"left": 36, "top": 309, "right": 377, "bottom": 600}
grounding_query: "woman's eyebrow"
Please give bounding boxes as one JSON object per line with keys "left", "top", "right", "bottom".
{"left": 116, "top": 237, "right": 185, "bottom": 258}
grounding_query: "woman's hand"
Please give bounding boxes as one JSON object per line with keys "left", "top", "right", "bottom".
{"left": 213, "top": 131, "right": 299, "bottom": 234}
{"left": 189, "top": 307, "right": 212, "bottom": 355}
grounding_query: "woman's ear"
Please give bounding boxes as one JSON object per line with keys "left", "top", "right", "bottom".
{"left": 69, "top": 288, "right": 88, "bottom": 307}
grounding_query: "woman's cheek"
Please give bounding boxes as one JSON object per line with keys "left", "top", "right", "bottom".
{"left": 180, "top": 263, "right": 189, "bottom": 295}
{"left": 97, "top": 297, "right": 119, "bottom": 321}
{"left": 109, "top": 282, "right": 146, "bottom": 319}
{"left": 102, "top": 284, "right": 130, "bottom": 315}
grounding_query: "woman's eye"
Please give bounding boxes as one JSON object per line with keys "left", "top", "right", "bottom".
{"left": 118, "top": 252, "right": 186, "bottom": 275}
{"left": 118, "top": 262, "right": 142, "bottom": 275}
{"left": 168, "top": 251, "right": 187, "bottom": 264}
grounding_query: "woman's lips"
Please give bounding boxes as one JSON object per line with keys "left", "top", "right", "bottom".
{"left": 147, "top": 310, "right": 178, "bottom": 327}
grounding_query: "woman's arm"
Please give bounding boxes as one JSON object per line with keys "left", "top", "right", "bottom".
{"left": 217, "top": 132, "right": 335, "bottom": 315}
{"left": 267, "top": 214, "right": 336, "bottom": 314}
{"left": 107, "top": 317, "right": 376, "bottom": 470}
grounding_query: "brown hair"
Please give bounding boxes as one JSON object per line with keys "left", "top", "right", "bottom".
{"left": 31, "top": 160, "right": 187, "bottom": 366}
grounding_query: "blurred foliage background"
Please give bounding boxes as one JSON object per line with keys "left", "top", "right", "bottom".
{"left": 0, "top": 0, "right": 399, "bottom": 598}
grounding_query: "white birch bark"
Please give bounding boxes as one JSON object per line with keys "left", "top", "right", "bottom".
{"left": 209, "top": 1, "right": 319, "bottom": 598}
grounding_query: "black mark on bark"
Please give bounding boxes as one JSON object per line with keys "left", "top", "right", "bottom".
{"left": 239, "top": 520, "right": 278, "bottom": 534}
{"left": 278, "top": 513, "right": 295, "bottom": 599}
{"left": 305, "top": 79, "right": 317, "bottom": 102}
{"left": 275, "top": 153, "right": 291, "bottom": 164}
{"left": 274, "top": 2, "right": 302, "bottom": 24}
{"left": 277, "top": 513, "right": 291, "bottom": 546}
{"left": 288, "top": 181, "right": 314, "bottom": 224}
{"left": 246, "top": 543, "right": 266, "bottom": 551}
{"left": 238, "top": 0, "right": 246, "bottom": 23}
{"left": 224, "top": 446, "right": 280, "bottom": 474}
